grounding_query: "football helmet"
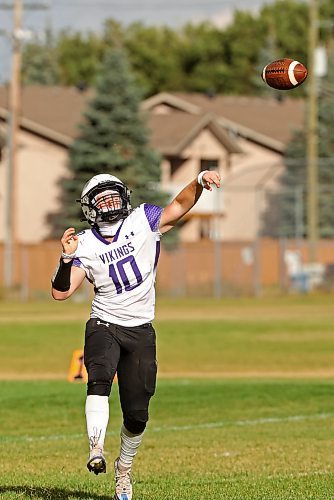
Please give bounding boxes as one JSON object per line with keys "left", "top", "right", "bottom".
{"left": 80, "top": 174, "right": 131, "bottom": 225}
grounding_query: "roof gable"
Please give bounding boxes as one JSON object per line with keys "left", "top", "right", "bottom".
{"left": 148, "top": 112, "right": 242, "bottom": 155}
{"left": 141, "top": 92, "right": 201, "bottom": 115}
{"left": 0, "top": 86, "right": 304, "bottom": 154}
{"left": 142, "top": 91, "right": 305, "bottom": 153}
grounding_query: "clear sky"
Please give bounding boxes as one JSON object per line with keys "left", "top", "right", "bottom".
{"left": 0, "top": 0, "right": 276, "bottom": 83}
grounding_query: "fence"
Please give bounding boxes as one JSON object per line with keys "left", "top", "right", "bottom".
{"left": 1, "top": 238, "right": 334, "bottom": 299}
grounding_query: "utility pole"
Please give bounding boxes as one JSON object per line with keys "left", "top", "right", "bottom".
{"left": 0, "top": 1, "right": 48, "bottom": 289}
{"left": 307, "top": 0, "right": 319, "bottom": 263}
{"left": 4, "top": 0, "right": 22, "bottom": 289}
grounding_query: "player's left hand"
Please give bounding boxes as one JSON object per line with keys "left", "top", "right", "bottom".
{"left": 202, "top": 171, "right": 221, "bottom": 191}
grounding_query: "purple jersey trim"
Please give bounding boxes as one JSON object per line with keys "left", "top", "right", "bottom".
{"left": 144, "top": 204, "right": 163, "bottom": 232}
{"left": 113, "top": 220, "right": 125, "bottom": 242}
{"left": 92, "top": 227, "right": 110, "bottom": 245}
{"left": 73, "top": 257, "right": 91, "bottom": 281}
{"left": 154, "top": 241, "right": 161, "bottom": 270}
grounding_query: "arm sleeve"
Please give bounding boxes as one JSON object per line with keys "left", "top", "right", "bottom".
{"left": 51, "top": 258, "right": 72, "bottom": 291}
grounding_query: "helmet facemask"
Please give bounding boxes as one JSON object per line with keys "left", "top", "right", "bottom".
{"left": 80, "top": 180, "right": 131, "bottom": 225}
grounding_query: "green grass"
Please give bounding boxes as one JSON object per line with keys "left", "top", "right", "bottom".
{"left": 1, "top": 295, "right": 334, "bottom": 498}
{"left": 1, "top": 295, "right": 334, "bottom": 377}
{"left": 1, "top": 379, "right": 334, "bottom": 499}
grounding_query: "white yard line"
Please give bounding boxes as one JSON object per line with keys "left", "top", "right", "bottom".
{"left": 3, "top": 412, "right": 334, "bottom": 444}
{"left": 149, "top": 412, "right": 334, "bottom": 432}
{"left": 218, "top": 469, "right": 334, "bottom": 483}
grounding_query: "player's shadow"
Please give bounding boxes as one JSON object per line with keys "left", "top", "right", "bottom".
{"left": 0, "top": 485, "right": 111, "bottom": 499}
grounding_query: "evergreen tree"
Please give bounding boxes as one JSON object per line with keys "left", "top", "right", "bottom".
{"left": 48, "top": 48, "right": 168, "bottom": 234}
{"left": 262, "top": 44, "right": 334, "bottom": 238}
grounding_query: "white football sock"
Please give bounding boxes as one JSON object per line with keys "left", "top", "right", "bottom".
{"left": 85, "top": 395, "right": 109, "bottom": 450}
{"left": 118, "top": 425, "right": 145, "bottom": 469}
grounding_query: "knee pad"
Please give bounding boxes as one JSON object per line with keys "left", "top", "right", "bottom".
{"left": 124, "top": 411, "right": 148, "bottom": 435}
{"left": 87, "top": 380, "right": 111, "bottom": 396}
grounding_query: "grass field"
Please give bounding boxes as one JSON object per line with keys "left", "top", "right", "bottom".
{"left": 1, "top": 295, "right": 334, "bottom": 498}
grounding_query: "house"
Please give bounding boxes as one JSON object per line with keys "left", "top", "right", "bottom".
{"left": 0, "top": 86, "right": 305, "bottom": 244}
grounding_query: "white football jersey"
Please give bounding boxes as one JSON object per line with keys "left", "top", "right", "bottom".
{"left": 73, "top": 203, "right": 163, "bottom": 327}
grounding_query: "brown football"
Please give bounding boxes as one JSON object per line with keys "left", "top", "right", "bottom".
{"left": 262, "top": 58, "right": 308, "bottom": 90}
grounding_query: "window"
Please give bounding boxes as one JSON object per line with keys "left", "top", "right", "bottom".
{"left": 170, "top": 157, "right": 186, "bottom": 176}
{"left": 200, "top": 159, "right": 219, "bottom": 172}
{"left": 199, "top": 218, "right": 211, "bottom": 240}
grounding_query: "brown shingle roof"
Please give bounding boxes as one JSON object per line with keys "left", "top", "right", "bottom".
{"left": 147, "top": 112, "right": 242, "bottom": 155}
{"left": 172, "top": 92, "right": 305, "bottom": 146}
{"left": 0, "top": 86, "right": 305, "bottom": 152}
{"left": 0, "top": 85, "right": 93, "bottom": 139}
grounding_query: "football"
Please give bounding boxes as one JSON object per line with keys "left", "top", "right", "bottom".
{"left": 262, "top": 58, "right": 308, "bottom": 90}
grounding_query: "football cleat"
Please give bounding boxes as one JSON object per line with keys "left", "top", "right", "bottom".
{"left": 113, "top": 458, "right": 133, "bottom": 500}
{"left": 87, "top": 446, "right": 106, "bottom": 475}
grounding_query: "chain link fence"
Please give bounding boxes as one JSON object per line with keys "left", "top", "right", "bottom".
{"left": 1, "top": 184, "right": 334, "bottom": 299}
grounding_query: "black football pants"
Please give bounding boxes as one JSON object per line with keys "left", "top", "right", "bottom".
{"left": 84, "top": 317, "right": 157, "bottom": 435}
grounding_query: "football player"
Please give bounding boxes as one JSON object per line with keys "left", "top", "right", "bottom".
{"left": 51, "top": 170, "right": 221, "bottom": 500}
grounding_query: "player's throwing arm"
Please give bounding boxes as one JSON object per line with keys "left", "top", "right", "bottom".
{"left": 159, "top": 170, "right": 221, "bottom": 234}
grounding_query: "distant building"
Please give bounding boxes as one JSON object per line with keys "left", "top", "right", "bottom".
{"left": 0, "top": 86, "right": 305, "bottom": 243}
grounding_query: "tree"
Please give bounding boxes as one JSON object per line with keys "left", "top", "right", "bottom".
{"left": 260, "top": 0, "right": 309, "bottom": 67}
{"left": 176, "top": 22, "right": 229, "bottom": 94}
{"left": 222, "top": 10, "right": 266, "bottom": 95}
{"left": 21, "top": 0, "right": 334, "bottom": 95}
{"left": 262, "top": 44, "right": 334, "bottom": 238}
{"left": 57, "top": 30, "right": 103, "bottom": 86}
{"left": 48, "top": 48, "right": 168, "bottom": 234}
{"left": 124, "top": 23, "right": 183, "bottom": 95}
{"left": 22, "top": 28, "right": 59, "bottom": 85}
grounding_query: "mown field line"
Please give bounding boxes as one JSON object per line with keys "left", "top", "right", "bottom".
{"left": 2, "top": 370, "right": 334, "bottom": 380}
{"left": 3, "top": 412, "right": 334, "bottom": 444}
{"left": 2, "top": 308, "right": 334, "bottom": 323}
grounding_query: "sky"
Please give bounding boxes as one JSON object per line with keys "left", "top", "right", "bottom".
{"left": 0, "top": 0, "right": 277, "bottom": 83}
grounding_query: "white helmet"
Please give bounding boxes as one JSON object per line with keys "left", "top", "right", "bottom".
{"left": 80, "top": 174, "right": 131, "bottom": 225}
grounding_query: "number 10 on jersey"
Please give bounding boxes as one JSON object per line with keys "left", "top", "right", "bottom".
{"left": 109, "top": 255, "right": 143, "bottom": 294}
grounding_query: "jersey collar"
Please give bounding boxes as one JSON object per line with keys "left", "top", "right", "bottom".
{"left": 92, "top": 220, "right": 125, "bottom": 245}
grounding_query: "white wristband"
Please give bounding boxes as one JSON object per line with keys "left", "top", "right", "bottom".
{"left": 197, "top": 170, "right": 209, "bottom": 187}
{"left": 61, "top": 251, "right": 76, "bottom": 260}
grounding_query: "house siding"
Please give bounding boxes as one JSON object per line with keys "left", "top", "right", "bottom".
{"left": 0, "top": 129, "right": 69, "bottom": 243}
{"left": 0, "top": 126, "right": 283, "bottom": 244}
